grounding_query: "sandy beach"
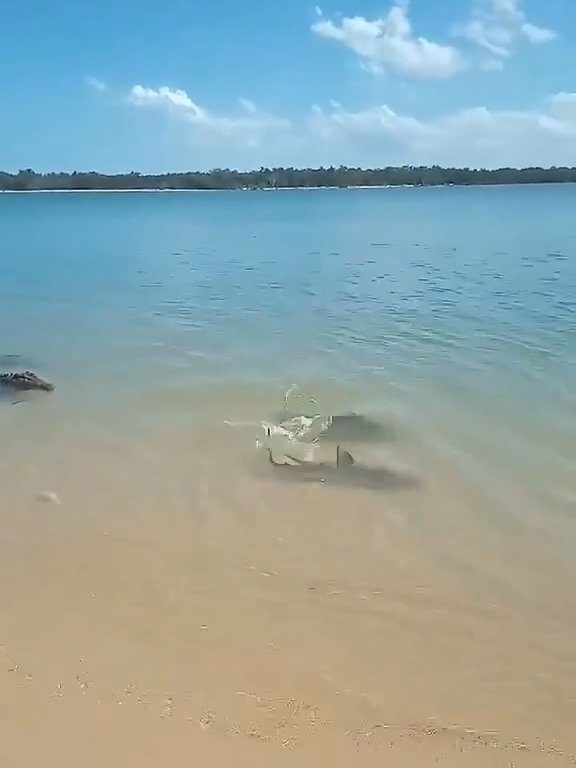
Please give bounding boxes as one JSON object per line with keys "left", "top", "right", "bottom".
{"left": 1, "top": 407, "right": 575, "bottom": 768}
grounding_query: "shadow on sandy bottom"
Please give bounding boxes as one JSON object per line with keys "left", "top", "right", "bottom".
{"left": 260, "top": 459, "right": 421, "bottom": 492}
{"left": 323, "top": 414, "right": 397, "bottom": 443}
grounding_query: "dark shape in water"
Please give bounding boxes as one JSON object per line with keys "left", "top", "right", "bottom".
{"left": 336, "top": 444, "right": 355, "bottom": 468}
{"left": 0, "top": 371, "right": 55, "bottom": 392}
{"left": 325, "top": 413, "right": 396, "bottom": 443}
{"left": 272, "top": 409, "right": 395, "bottom": 444}
{"left": 267, "top": 445, "right": 418, "bottom": 492}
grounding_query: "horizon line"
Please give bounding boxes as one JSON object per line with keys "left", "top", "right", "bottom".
{"left": 3, "top": 165, "right": 576, "bottom": 176}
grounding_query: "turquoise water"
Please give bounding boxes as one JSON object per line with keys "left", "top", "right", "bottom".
{"left": 1, "top": 186, "right": 575, "bottom": 525}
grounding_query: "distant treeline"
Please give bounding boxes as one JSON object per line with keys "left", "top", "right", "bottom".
{"left": 2, "top": 166, "right": 576, "bottom": 191}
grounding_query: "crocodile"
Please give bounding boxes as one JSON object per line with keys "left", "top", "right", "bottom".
{"left": 0, "top": 371, "right": 55, "bottom": 392}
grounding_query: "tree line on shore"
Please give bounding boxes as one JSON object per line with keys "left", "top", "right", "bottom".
{"left": 2, "top": 166, "right": 576, "bottom": 191}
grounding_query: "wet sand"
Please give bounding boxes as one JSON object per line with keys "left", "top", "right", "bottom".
{"left": 1, "top": 400, "right": 576, "bottom": 767}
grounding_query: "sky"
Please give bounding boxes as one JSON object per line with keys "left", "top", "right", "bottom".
{"left": 1, "top": 0, "right": 574, "bottom": 172}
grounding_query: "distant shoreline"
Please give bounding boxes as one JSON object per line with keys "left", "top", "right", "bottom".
{"left": 2, "top": 165, "right": 576, "bottom": 193}
{"left": 1, "top": 182, "right": 575, "bottom": 194}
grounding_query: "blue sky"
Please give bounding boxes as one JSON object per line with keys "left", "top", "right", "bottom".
{"left": 1, "top": 0, "right": 574, "bottom": 172}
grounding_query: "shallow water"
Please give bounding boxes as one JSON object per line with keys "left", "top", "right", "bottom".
{"left": 1, "top": 186, "right": 576, "bottom": 765}
{"left": 2, "top": 186, "right": 575, "bottom": 516}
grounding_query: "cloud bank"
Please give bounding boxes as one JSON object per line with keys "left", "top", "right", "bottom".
{"left": 95, "top": 2, "right": 564, "bottom": 170}
{"left": 128, "top": 85, "right": 289, "bottom": 149}
{"left": 126, "top": 83, "right": 576, "bottom": 169}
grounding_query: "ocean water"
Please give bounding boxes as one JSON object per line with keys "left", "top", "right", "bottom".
{"left": 2, "top": 186, "right": 576, "bottom": 760}
{"left": 1, "top": 186, "right": 575, "bottom": 515}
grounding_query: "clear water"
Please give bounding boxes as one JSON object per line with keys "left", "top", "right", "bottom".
{"left": 1, "top": 186, "right": 575, "bottom": 527}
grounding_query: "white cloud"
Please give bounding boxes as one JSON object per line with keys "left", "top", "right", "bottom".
{"left": 86, "top": 76, "right": 107, "bottom": 92}
{"left": 547, "top": 92, "right": 576, "bottom": 120}
{"left": 128, "top": 85, "right": 290, "bottom": 149}
{"left": 521, "top": 22, "right": 557, "bottom": 45}
{"left": 458, "top": 0, "right": 557, "bottom": 63}
{"left": 306, "top": 93, "right": 576, "bottom": 168}
{"left": 129, "top": 85, "right": 194, "bottom": 110}
{"left": 312, "top": 4, "right": 464, "bottom": 79}
{"left": 124, "top": 83, "right": 576, "bottom": 169}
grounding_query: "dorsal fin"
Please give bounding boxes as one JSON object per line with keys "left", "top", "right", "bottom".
{"left": 336, "top": 444, "right": 355, "bottom": 468}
